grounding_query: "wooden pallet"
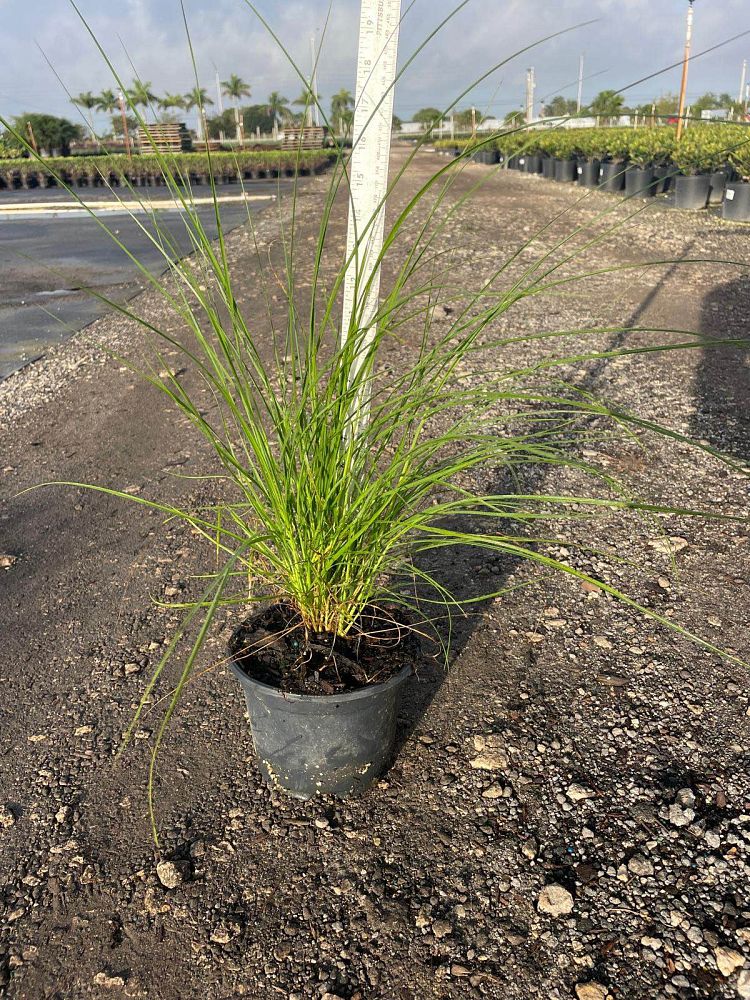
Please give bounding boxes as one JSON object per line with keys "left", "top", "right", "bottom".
{"left": 281, "top": 126, "right": 327, "bottom": 150}
{"left": 137, "top": 123, "right": 192, "bottom": 154}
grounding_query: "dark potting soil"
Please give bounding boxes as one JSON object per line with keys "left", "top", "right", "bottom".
{"left": 228, "top": 601, "right": 421, "bottom": 696}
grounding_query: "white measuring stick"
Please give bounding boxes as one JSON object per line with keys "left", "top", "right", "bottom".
{"left": 340, "top": 0, "right": 402, "bottom": 435}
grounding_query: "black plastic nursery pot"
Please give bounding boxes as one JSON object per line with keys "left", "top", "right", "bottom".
{"left": 576, "top": 159, "right": 600, "bottom": 187}
{"left": 674, "top": 174, "right": 710, "bottom": 210}
{"left": 722, "top": 181, "right": 750, "bottom": 222}
{"left": 599, "top": 161, "right": 626, "bottom": 192}
{"left": 471, "top": 148, "right": 499, "bottom": 165}
{"left": 708, "top": 170, "right": 728, "bottom": 205}
{"left": 554, "top": 158, "right": 576, "bottom": 183}
{"left": 507, "top": 155, "right": 521, "bottom": 170}
{"left": 523, "top": 155, "right": 542, "bottom": 174}
{"left": 652, "top": 165, "right": 672, "bottom": 194}
{"left": 625, "top": 166, "right": 657, "bottom": 197}
{"left": 541, "top": 156, "right": 555, "bottom": 179}
{"left": 228, "top": 611, "right": 415, "bottom": 798}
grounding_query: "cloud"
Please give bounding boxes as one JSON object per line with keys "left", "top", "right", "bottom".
{"left": 0, "top": 0, "right": 747, "bottom": 124}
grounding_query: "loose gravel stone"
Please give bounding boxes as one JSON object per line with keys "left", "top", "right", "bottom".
{"left": 669, "top": 803, "right": 695, "bottom": 827}
{"left": 716, "top": 947, "right": 746, "bottom": 977}
{"left": 628, "top": 854, "right": 654, "bottom": 877}
{"left": 469, "top": 751, "right": 508, "bottom": 770}
{"left": 93, "top": 973, "right": 126, "bottom": 989}
{"left": 575, "top": 984, "right": 608, "bottom": 1000}
{"left": 567, "top": 783, "right": 595, "bottom": 802}
{"left": 431, "top": 919, "right": 453, "bottom": 939}
{"left": 155, "top": 861, "right": 184, "bottom": 890}
{"left": 0, "top": 804, "right": 16, "bottom": 828}
{"left": 538, "top": 884, "right": 574, "bottom": 917}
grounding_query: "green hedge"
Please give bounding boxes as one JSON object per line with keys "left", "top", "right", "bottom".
{"left": 0, "top": 150, "right": 336, "bottom": 190}
{"left": 435, "top": 124, "right": 750, "bottom": 178}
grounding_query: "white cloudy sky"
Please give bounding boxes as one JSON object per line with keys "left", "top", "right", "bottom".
{"left": 0, "top": 0, "right": 748, "bottom": 126}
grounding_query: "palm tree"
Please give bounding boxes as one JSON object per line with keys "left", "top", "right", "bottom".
{"left": 159, "top": 93, "right": 186, "bottom": 112}
{"left": 589, "top": 90, "right": 625, "bottom": 125}
{"left": 330, "top": 88, "right": 354, "bottom": 135}
{"left": 127, "top": 79, "right": 158, "bottom": 111}
{"left": 183, "top": 86, "right": 213, "bottom": 140}
{"left": 293, "top": 87, "right": 316, "bottom": 127}
{"left": 221, "top": 73, "right": 251, "bottom": 142}
{"left": 266, "top": 91, "right": 291, "bottom": 138}
{"left": 95, "top": 89, "right": 119, "bottom": 137}
{"left": 96, "top": 89, "right": 118, "bottom": 114}
{"left": 158, "top": 93, "right": 187, "bottom": 125}
{"left": 71, "top": 91, "right": 98, "bottom": 136}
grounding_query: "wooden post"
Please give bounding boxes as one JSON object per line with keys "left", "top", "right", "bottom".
{"left": 676, "top": 0, "right": 694, "bottom": 141}
{"left": 118, "top": 90, "right": 132, "bottom": 160}
{"left": 26, "top": 122, "right": 38, "bottom": 155}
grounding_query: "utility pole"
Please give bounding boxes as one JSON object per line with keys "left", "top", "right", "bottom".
{"left": 525, "top": 67, "right": 535, "bottom": 124}
{"left": 339, "top": 0, "right": 401, "bottom": 436}
{"left": 471, "top": 105, "right": 476, "bottom": 138}
{"left": 739, "top": 60, "right": 748, "bottom": 107}
{"left": 576, "top": 54, "right": 584, "bottom": 114}
{"left": 215, "top": 69, "right": 224, "bottom": 114}
{"left": 676, "top": 0, "right": 695, "bottom": 141}
{"left": 215, "top": 68, "right": 225, "bottom": 141}
{"left": 309, "top": 35, "right": 320, "bottom": 127}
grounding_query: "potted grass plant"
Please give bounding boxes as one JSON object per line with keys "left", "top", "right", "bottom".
{"left": 6, "top": 16, "right": 749, "bottom": 843}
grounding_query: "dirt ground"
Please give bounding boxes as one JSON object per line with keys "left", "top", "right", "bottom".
{"left": 1, "top": 147, "right": 749, "bottom": 1000}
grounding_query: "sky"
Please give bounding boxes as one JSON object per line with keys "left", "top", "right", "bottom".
{"left": 0, "top": 0, "right": 748, "bottom": 129}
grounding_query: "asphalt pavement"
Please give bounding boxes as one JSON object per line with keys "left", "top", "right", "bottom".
{"left": 0, "top": 182, "right": 284, "bottom": 379}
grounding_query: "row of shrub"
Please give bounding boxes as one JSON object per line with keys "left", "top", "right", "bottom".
{"left": 0, "top": 150, "right": 336, "bottom": 191}
{"left": 435, "top": 125, "right": 750, "bottom": 178}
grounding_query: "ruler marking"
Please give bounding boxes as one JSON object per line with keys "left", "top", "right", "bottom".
{"left": 340, "top": 0, "right": 402, "bottom": 434}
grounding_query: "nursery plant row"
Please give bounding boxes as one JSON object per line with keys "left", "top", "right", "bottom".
{"left": 0, "top": 150, "right": 336, "bottom": 192}
{"left": 435, "top": 125, "right": 750, "bottom": 220}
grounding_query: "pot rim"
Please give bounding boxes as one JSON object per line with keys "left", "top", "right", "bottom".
{"left": 229, "top": 659, "right": 413, "bottom": 704}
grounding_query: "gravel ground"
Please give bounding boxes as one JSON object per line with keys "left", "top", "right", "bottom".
{"left": 0, "top": 148, "right": 749, "bottom": 1000}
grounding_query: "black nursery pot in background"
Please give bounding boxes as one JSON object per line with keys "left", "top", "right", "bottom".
{"left": 708, "top": 169, "right": 728, "bottom": 205}
{"left": 653, "top": 164, "right": 672, "bottom": 194}
{"left": 524, "top": 154, "right": 542, "bottom": 174}
{"left": 577, "top": 159, "right": 600, "bottom": 187}
{"left": 599, "top": 161, "right": 626, "bottom": 192}
{"left": 722, "top": 181, "right": 750, "bottom": 222}
{"left": 554, "top": 158, "right": 576, "bottom": 183}
{"left": 625, "top": 166, "right": 657, "bottom": 197}
{"left": 541, "top": 157, "right": 555, "bottom": 179}
{"left": 471, "top": 148, "right": 499, "bottom": 165}
{"left": 674, "top": 174, "right": 710, "bottom": 210}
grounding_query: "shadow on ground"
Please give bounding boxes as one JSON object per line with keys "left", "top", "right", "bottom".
{"left": 394, "top": 252, "right": 750, "bottom": 757}
{"left": 691, "top": 275, "right": 750, "bottom": 464}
